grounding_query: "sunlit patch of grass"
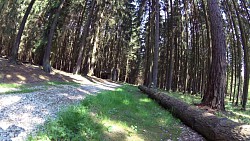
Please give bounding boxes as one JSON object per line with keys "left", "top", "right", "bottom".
{"left": 139, "top": 98, "right": 151, "bottom": 103}
{"left": 163, "top": 90, "right": 250, "bottom": 125}
{"left": 4, "top": 89, "right": 37, "bottom": 94}
{"left": 0, "top": 81, "right": 79, "bottom": 95}
{"left": 0, "top": 83, "right": 34, "bottom": 94}
{"left": 44, "top": 81, "right": 80, "bottom": 87}
{"left": 0, "top": 83, "right": 21, "bottom": 88}
{"left": 165, "top": 91, "right": 201, "bottom": 104}
{"left": 220, "top": 100, "right": 250, "bottom": 124}
{"left": 29, "top": 85, "right": 181, "bottom": 141}
{"left": 28, "top": 106, "right": 103, "bottom": 141}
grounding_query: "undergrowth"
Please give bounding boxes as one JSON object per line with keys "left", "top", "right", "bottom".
{"left": 164, "top": 91, "right": 250, "bottom": 124}
{"left": 28, "top": 85, "right": 181, "bottom": 141}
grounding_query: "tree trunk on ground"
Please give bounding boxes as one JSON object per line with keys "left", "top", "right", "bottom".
{"left": 201, "top": 0, "right": 227, "bottom": 111}
{"left": 9, "top": 0, "right": 36, "bottom": 64}
{"left": 138, "top": 85, "right": 250, "bottom": 141}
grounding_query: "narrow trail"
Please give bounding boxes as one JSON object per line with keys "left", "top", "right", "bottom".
{"left": 0, "top": 79, "right": 120, "bottom": 141}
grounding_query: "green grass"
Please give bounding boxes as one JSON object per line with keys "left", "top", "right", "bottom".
{"left": 0, "top": 81, "right": 80, "bottom": 94}
{"left": 44, "top": 81, "right": 80, "bottom": 87}
{"left": 4, "top": 89, "right": 38, "bottom": 94}
{"left": 28, "top": 85, "right": 181, "bottom": 141}
{"left": 164, "top": 91, "right": 201, "bottom": 105}
{"left": 163, "top": 91, "right": 250, "bottom": 125}
{"left": 0, "top": 83, "right": 34, "bottom": 94}
{"left": 222, "top": 99, "right": 250, "bottom": 124}
{"left": 0, "top": 83, "right": 22, "bottom": 88}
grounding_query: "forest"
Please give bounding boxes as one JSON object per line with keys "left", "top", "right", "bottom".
{"left": 1, "top": 0, "right": 249, "bottom": 110}
{"left": 0, "top": 0, "right": 250, "bottom": 140}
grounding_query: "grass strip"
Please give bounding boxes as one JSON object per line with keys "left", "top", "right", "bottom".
{"left": 28, "top": 85, "right": 181, "bottom": 141}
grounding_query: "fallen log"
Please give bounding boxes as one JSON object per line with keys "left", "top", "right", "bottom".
{"left": 138, "top": 85, "right": 250, "bottom": 141}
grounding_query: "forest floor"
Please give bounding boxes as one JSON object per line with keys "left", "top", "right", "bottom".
{"left": 0, "top": 58, "right": 205, "bottom": 141}
{"left": 165, "top": 91, "right": 250, "bottom": 125}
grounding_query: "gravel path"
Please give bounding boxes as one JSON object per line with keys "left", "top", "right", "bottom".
{"left": 0, "top": 80, "right": 205, "bottom": 141}
{"left": 0, "top": 80, "right": 120, "bottom": 141}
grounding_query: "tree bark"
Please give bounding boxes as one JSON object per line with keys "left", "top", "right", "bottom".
{"left": 152, "top": 0, "right": 159, "bottom": 88}
{"left": 201, "top": 0, "right": 227, "bottom": 111}
{"left": 43, "top": 0, "right": 65, "bottom": 73}
{"left": 9, "top": 0, "right": 36, "bottom": 64}
{"left": 73, "top": 0, "right": 96, "bottom": 74}
{"left": 232, "top": 0, "right": 249, "bottom": 110}
{"left": 139, "top": 85, "right": 250, "bottom": 141}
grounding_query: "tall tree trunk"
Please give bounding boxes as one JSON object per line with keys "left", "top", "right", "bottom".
{"left": 152, "top": 0, "right": 159, "bottom": 88}
{"left": 88, "top": 19, "right": 101, "bottom": 76}
{"left": 70, "top": 1, "right": 87, "bottom": 72}
{"left": 9, "top": 0, "right": 36, "bottom": 64}
{"left": 0, "top": 36, "right": 2, "bottom": 55}
{"left": 201, "top": 0, "right": 227, "bottom": 111}
{"left": 144, "top": 1, "right": 152, "bottom": 87}
{"left": 183, "top": 0, "right": 189, "bottom": 93}
{"left": 43, "top": 0, "right": 65, "bottom": 73}
{"left": 232, "top": 0, "right": 249, "bottom": 110}
{"left": 73, "top": 0, "right": 96, "bottom": 74}
{"left": 166, "top": 0, "right": 174, "bottom": 91}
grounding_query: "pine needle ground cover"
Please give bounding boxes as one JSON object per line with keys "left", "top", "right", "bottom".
{"left": 29, "top": 85, "right": 181, "bottom": 141}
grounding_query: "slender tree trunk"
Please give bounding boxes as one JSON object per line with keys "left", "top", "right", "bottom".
{"left": 70, "top": 2, "right": 87, "bottom": 72}
{"left": 232, "top": 0, "right": 249, "bottom": 110}
{"left": 9, "top": 0, "right": 36, "bottom": 64}
{"left": 166, "top": 0, "right": 174, "bottom": 91}
{"left": 73, "top": 0, "right": 96, "bottom": 74}
{"left": 88, "top": 19, "right": 101, "bottom": 76}
{"left": 144, "top": 1, "right": 152, "bottom": 87}
{"left": 152, "top": 0, "right": 159, "bottom": 88}
{"left": 43, "top": 0, "right": 65, "bottom": 73}
{"left": 225, "top": 1, "right": 236, "bottom": 101}
{"left": 183, "top": 0, "right": 189, "bottom": 93}
{"left": 0, "top": 36, "right": 2, "bottom": 55}
{"left": 201, "top": 0, "right": 227, "bottom": 111}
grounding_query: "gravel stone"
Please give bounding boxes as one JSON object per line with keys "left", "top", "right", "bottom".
{"left": 0, "top": 80, "right": 205, "bottom": 141}
{"left": 178, "top": 125, "right": 205, "bottom": 141}
{"left": 0, "top": 81, "right": 120, "bottom": 141}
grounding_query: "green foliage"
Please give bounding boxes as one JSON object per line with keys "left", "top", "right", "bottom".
{"left": 164, "top": 91, "right": 201, "bottom": 105}
{"left": 44, "top": 81, "right": 80, "bottom": 87}
{"left": 221, "top": 101, "right": 250, "bottom": 124}
{"left": 4, "top": 89, "right": 37, "bottom": 94}
{"left": 0, "top": 83, "right": 36, "bottom": 94}
{"left": 164, "top": 91, "right": 250, "bottom": 125}
{"left": 29, "top": 85, "right": 181, "bottom": 141}
{"left": 0, "top": 83, "right": 21, "bottom": 88}
{"left": 0, "top": 81, "right": 79, "bottom": 94}
{"left": 29, "top": 106, "right": 103, "bottom": 141}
